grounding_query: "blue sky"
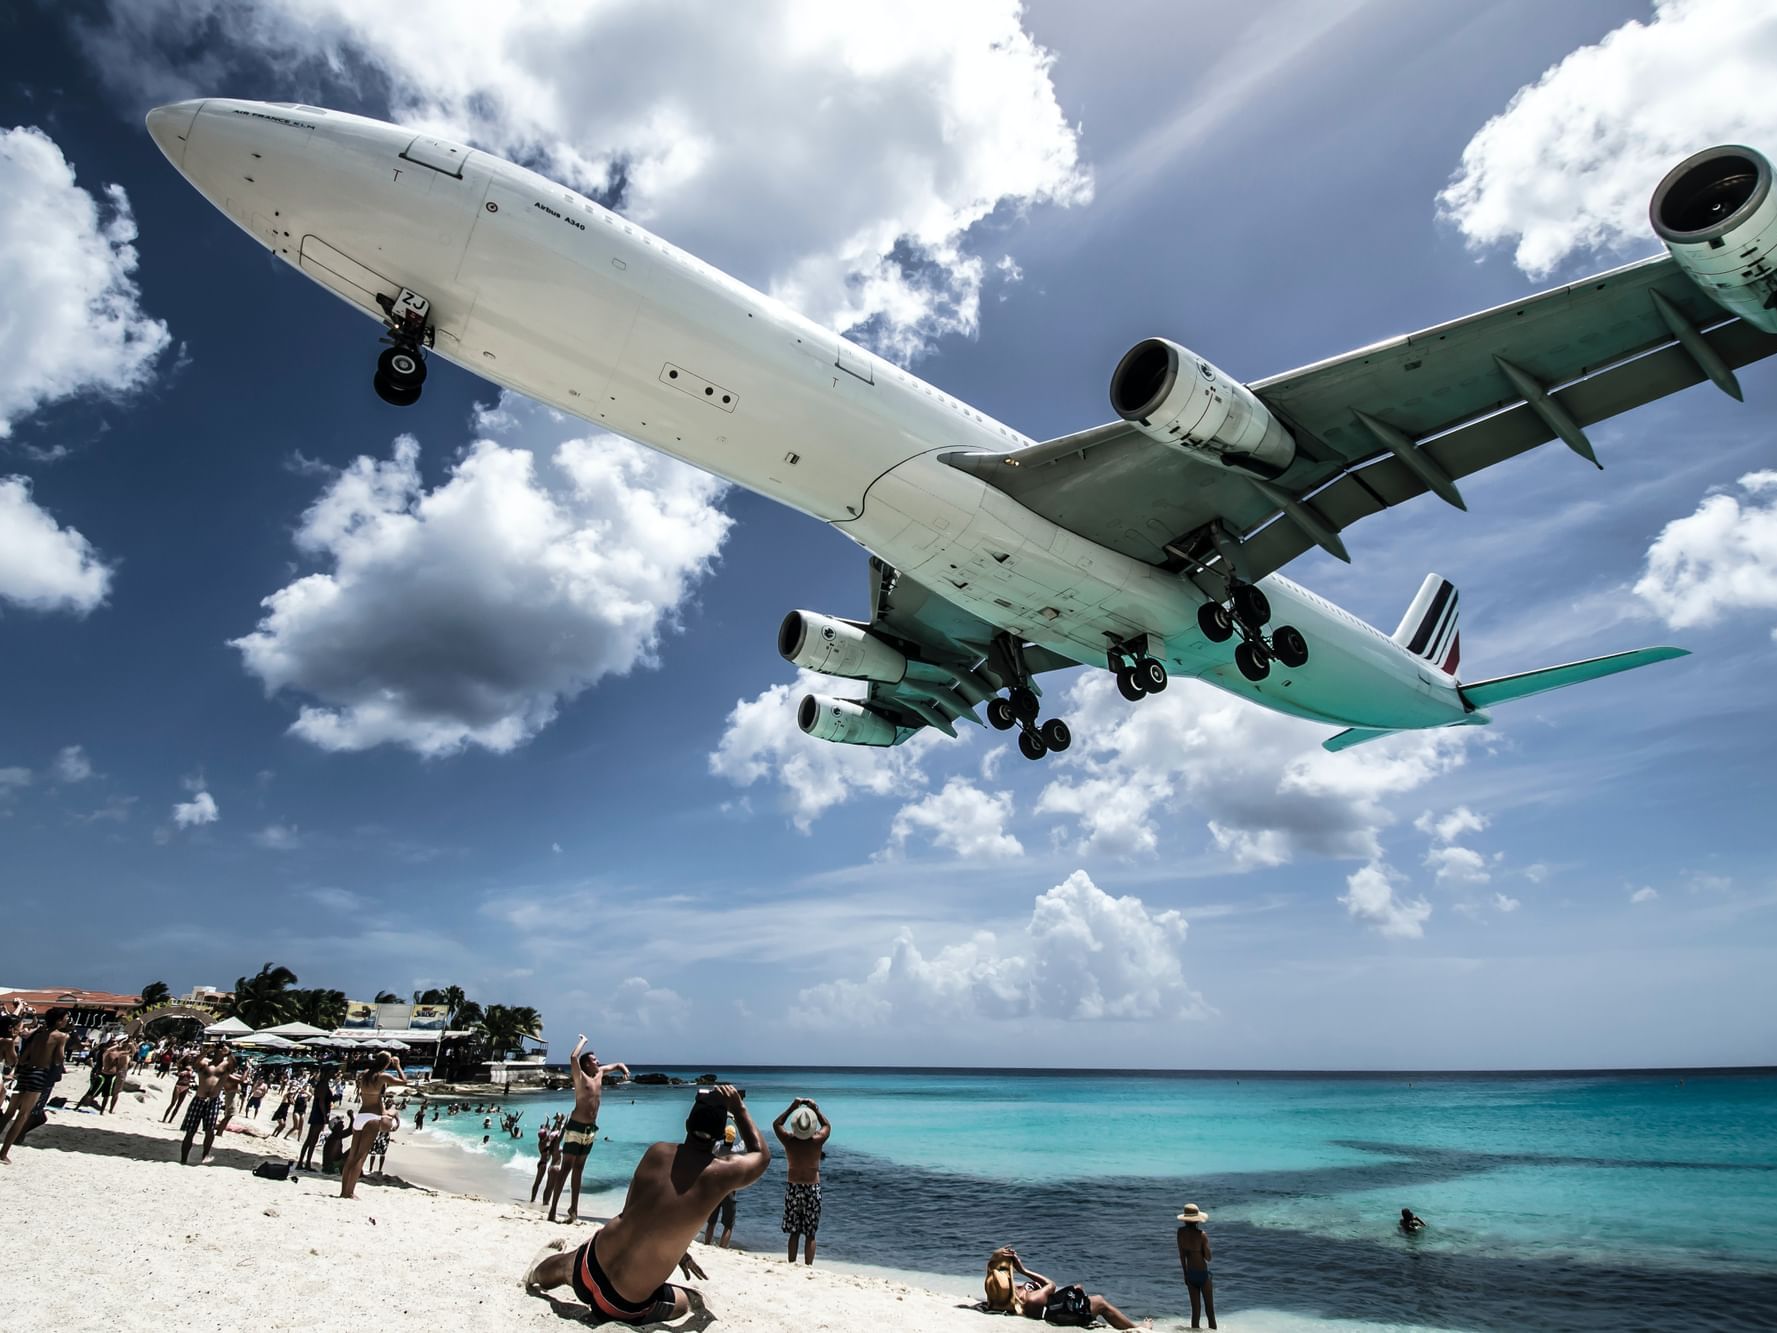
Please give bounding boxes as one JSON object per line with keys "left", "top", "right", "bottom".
{"left": 2, "top": 0, "right": 1773, "bottom": 1069}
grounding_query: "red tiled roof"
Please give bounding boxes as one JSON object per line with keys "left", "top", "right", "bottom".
{"left": 1, "top": 987, "right": 142, "bottom": 1013}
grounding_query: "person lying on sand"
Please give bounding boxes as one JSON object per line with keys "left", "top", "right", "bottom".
{"left": 524, "top": 1084, "right": 768, "bottom": 1324}
{"left": 984, "top": 1246, "right": 1148, "bottom": 1329}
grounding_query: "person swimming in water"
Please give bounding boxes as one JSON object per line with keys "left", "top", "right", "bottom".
{"left": 1400, "top": 1206, "right": 1427, "bottom": 1234}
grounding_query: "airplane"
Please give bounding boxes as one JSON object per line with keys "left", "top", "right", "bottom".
{"left": 145, "top": 100, "right": 1777, "bottom": 759}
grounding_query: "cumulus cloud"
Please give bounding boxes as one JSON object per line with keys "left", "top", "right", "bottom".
{"left": 0, "top": 766, "right": 31, "bottom": 790}
{"left": 1440, "top": 0, "right": 1777, "bottom": 276}
{"left": 0, "top": 125, "right": 169, "bottom": 437}
{"left": 51, "top": 745, "right": 94, "bottom": 784}
{"left": 884, "top": 778, "right": 1022, "bottom": 860}
{"left": 252, "top": 822, "right": 302, "bottom": 851}
{"left": 232, "top": 402, "right": 729, "bottom": 755}
{"left": 1634, "top": 472, "right": 1777, "bottom": 630}
{"left": 600, "top": 976, "right": 691, "bottom": 1031}
{"left": 708, "top": 669, "right": 938, "bottom": 831}
{"left": 1340, "top": 862, "right": 1432, "bottom": 940}
{"left": 1492, "top": 893, "right": 1521, "bottom": 913}
{"left": 1415, "top": 806, "right": 1487, "bottom": 843}
{"left": 1426, "top": 844, "right": 1491, "bottom": 886}
{"left": 171, "top": 790, "right": 219, "bottom": 828}
{"left": 1631, "top": 886, "right": 1660, "bottom": 904}
{"left": 1035, "top": 674, "right": 1474, "bottom": 864}
{"left": 0, "top": 477, "right": 114, "bottom": 614}
{"left": 81, "top": 0, "right": 1088, "bottom": 362}
{"left": 798, "top": 870, "right": 1204, "bottom": 1026}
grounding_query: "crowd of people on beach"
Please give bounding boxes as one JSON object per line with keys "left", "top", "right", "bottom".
{"left": 3, "top": 1001, "right": 1440, "bottom": 1329}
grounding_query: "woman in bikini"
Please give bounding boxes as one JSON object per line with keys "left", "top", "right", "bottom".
{"left": 340, "top": 1051, "right": 405, "bottom": 1199}
{"left": 1176, "top": 1204, "right": 1216, "bottom": 1330}
{"left": 162, "top": 1057, "right": 196, "bottom": 1124}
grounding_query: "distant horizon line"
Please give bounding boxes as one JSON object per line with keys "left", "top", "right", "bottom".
{"left": 534, "top": 1062, "right": 1776, "bottom": 1078}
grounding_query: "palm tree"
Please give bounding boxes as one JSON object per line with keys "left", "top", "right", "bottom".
{"left": 291, "top": 988, "right": 349, "bottom": 1030}
{"left": 442, "top": 985, "right": 467, "bottom": 1026}
{"left": 453, "top": 1000, "right": 484, "bottom": 1031}
{"left": 412, "top": 987, "right": 447, "bottom": 1005}
{"left": 137, "top": 980, "right": 172, "bottom": 1009}
{"left": 228, "top": 963, "right": 300, "bottom": 1028}
{"left": 476, "top": 1004, "right": 542, "bottom": 1060}
{"left": 373, "top": 990, "right": 401, "bottom": 1004}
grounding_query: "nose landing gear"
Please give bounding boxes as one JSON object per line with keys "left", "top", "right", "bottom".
{"left": 372, "top": 288, "right": 435, "bottom": 407}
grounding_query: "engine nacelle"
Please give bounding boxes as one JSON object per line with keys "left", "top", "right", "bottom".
{"left": 1109, "top": 337, "right": 1296, "bottom": 476}
{"left": 778, "top": 610, "right": 907, "bottom": 684}
{"left": 797, "top": 694, "right": 898, "bottom": 747}
{"left": 1651, "top": 145, "right": 1777, "bottom": 334}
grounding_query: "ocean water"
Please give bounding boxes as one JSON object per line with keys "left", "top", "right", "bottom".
{"left": 410, "top": 1068, "right": 1777, "bottom": 1330}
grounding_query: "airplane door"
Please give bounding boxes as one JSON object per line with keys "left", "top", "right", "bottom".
{"left": 400, "top": 136, "right": 469, "bottom": 178}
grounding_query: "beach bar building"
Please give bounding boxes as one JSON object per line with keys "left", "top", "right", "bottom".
{"left": 0, "top": 986, "right": 143, "bottom": 1032}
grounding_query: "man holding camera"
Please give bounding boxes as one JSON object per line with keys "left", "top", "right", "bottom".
{"left": 524, "top": 1083, "right": 769, "bottom": 1324}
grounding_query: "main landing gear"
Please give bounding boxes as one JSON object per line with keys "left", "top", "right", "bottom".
{"left": 986, "top": 683, "right": 1072, "bottom": 762}
{"left": 372, "top": 288, "right": 434, "bottom": 407}
{"left": 1195, "top": 581, "right": 1309, "bottom": 682}
{"left": 1106, "top": 641, "right": 1170, "bottom": 703}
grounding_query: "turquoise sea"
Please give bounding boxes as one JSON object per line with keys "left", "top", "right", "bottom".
{"left": 411, "top": 1067, "right": 1777, "bottom": 1330}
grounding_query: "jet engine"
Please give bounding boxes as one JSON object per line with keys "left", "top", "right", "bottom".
{"left": 1108, "top": 338, "right": 1296, "bottom": 476}
{"left": 1651, "top": 145, "right": 1777, "bottom": 334}
{"left": 778, "top": 610, "right": 907, "bottom": 683}
{"left": 797, "top": 694, "right": 898, "bottom": 746}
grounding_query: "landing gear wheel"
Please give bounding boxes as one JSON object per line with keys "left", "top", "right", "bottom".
{"left": 1115, "top": 667, "right": 1147, "bottom": 702}
{"left": 1234, "top": 640, "right": 1271, "bottom": 682}
{"left": 1231, "top": 584, "right": 1271, "bottom": 628}
{"left": 1135, "top": 657, "right": 1168, "bottom": 693}
{"left": 1017, "top": 728, "right": 1049, "bottom": 761}
{"left": 1197, "top": 601, "right": 1235, "bottom": 643}
{"left": 373, "top": 373, "right": 422, "bottom": 407}
{"left": 1039, "top": 718, "right": 1072, "bottom": 753}
{"left": 377, "top": 346, "right": 428, "bottom": 388}
{"left": 986, "top": 697, "right": 1017, "bottom": 731}
{"left": 1009, "top": 685, "right": 1040, "bottom": 723}
{"left": 1271, "top": 625, "right": 1309, "bottom": 669}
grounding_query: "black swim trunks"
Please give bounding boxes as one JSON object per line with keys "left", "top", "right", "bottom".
{"left": 182, "top": 1094, "right": 220, "bottom": 1134}
{"left": 708, "top": 1192, "right": 737, "bottom": 1229}
{"left": 569, "top": 1235, "right": 679, "bottom": 1324}
{"left": 782, "top": 1180, "right": 822, "bottom": 1235}
{"left": 560, "top": 1117, "right": 597, "bottom": 1158}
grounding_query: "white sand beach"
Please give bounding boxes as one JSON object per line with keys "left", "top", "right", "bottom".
{"left": 0, "top": 1078, "right": 998, "bottom": 1331}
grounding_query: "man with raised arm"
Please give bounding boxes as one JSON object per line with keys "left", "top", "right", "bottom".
{"left": 178, "top": 1043, "right": 235, "bottom": 1165}
{"left": 545, "top": 1033, "right": 630, "bottom": 1224}
{"left": 773, "top": 1096, "right": 831, "bottom": 1265}
{"left": 524, "top": 1084, "right": 768, "bottom": 1324}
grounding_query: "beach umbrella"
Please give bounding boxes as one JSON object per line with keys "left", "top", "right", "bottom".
{"left": 240, "top": 1033, "right": 300, "bottom": 1050}
{"left": 203, "top": 1016, "right": 252, "bottom": 1037}
{"left": 300, "top": 1036, "right": 334, "bottom": 1047}
{"left": 383, "top": 1039, "right": 411, "bottom": 1051}
{"left": 256, "top": 1021, "right": 330, "bottom": 1039}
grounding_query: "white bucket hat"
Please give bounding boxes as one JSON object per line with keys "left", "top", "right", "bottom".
{"left": 787, "top": 1105, "right": 820, "bottom": 1139}
{"left": 1177, "top": 1203, "right": 1210, "bottom": 1223}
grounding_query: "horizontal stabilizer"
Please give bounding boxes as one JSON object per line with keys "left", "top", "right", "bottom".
{"left": 1459, "top": 646, "right": 1689, "bottom": 709}
{"left": 1322, "top": 726, "right": 1402, "bottom": 753}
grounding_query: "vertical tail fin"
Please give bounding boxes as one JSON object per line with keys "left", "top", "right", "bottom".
{"left": 1392, "top": 573, "right": 1461, "bottom": 676}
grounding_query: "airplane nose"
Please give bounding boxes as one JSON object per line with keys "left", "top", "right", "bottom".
{"left": 145, "top": 100, "right": 205, "bottom": 169}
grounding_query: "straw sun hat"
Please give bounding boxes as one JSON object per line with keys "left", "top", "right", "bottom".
{"left": 787, "top": 1105, "right": 820, "bottom": 1139}
{"left": 1176, "top": 1203, "right": 1210, "bottom": 1223}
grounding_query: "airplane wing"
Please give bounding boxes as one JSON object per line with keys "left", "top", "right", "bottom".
{"left": 837, "top": 557, "right": 1078, "bottom": 740}
{"left": 945, "top": 255, "right": 1777, "bottom": 584}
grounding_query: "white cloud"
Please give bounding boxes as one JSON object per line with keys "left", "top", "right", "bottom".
{"left": 171, "top": 790, "right": 219, "bottom": 828}
{"left": 885, "top": 778, "right": 1022, "bottom": 860}
{"left": 1035, "top": 674, "right": 1474, "bottom": 864}
{"left": 83, "top": 1, "right": 1088, "bottom": 363}
{"left": 798, "top": 870, "right": 1204, "bottom": 1026}
{"left": 600, "top": 976, "right": 691, "bottom": 1032}
{"left": 1634, "top": 472, "right": 1777, "bottom": 630}
{"left": 1415, "top": 806, "right": 1487, "bottom": 843}
{"left": 51, "top": 745, "right": 93, "bottom": 784}
{"left": 1492, "top": 893, "right": 1521, "bottom": 914}
{"left": 252, "top": 822, "right": 302, "bottom": 851}
{"left": 1440, "top": 0, "right": 1777, "bottom": 276}
{"left": 0, "top": 126, "right": 169, "bottom": 436}
{"left": 0, "top": 477, "right": 113, "bottom": 614}
{"left": 232, "top": 400, "right": 730, "bottom": 756}
{"left": 1340, "top": 862, "right": 1432, "bottom": 940}
{"left": 708, "top": 669, "right": 937, "bottom": 831}
{"left": 1631, "top": 886, "right": 1660, "bottom": 904}
{"left": 0, "top": 766, "right": 31, "bottom": 790}
{"left": 308, "top": 886, "right": 364, "bottom": 912}
{"left": 1426, "top": 844, "right": 1491, "bottom": 886}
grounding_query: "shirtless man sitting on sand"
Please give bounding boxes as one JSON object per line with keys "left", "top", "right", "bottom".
{"left": 340, "top": 1050, "right": 406, "bottom": 1199}
{"left": 179, "top": 1045, "right": 235, "bottom": 1165}
{"left": 545, "top": 1034, "right": 630, "bottom": 1224}
{"left": 525, "top": 1084, "right": 768, "bottom": 1324}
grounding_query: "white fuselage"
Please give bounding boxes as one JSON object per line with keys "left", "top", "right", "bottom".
{"left": 148, "top": 99, "right": 1469, "bottom": 732}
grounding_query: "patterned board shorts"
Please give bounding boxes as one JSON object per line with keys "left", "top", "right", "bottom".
{"left": 782, "top": 1181, "right": 822, "bottom": 1235}
{"left": 181, "top": 1094, "right": 221, "bottom": 1135}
